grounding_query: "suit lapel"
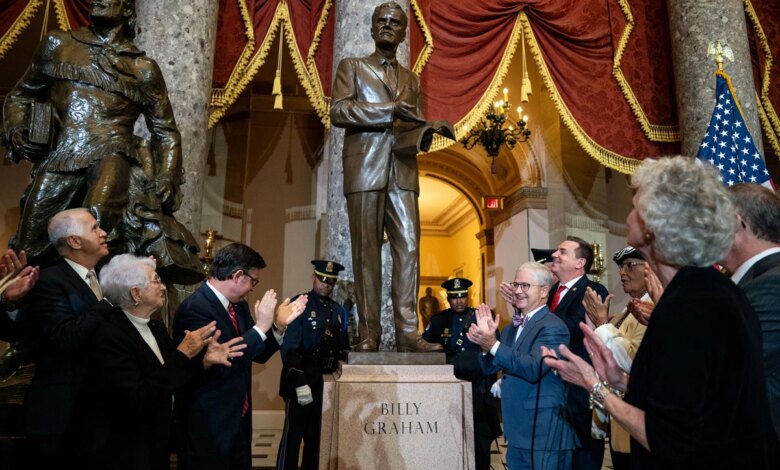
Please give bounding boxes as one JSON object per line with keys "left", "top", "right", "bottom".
{"left": 554, "top": 276, "right": 589, "bottom": 315}
{"left": 738, "top": 252, "right": 780, "bottom": 287}
{"left": 110, "top": 306, "right": 161, "bottom": 367}
{"left": 56, "top": 258, "right": 99, "bottom": 306}
{"left": 365, "top": 54, "right": 396, "bottom": 98}
{"left": 198, "top": 283, "right": 238, "bottom": 338}
{"left": 515, "top": 307, "right": 549, "bottom": 350}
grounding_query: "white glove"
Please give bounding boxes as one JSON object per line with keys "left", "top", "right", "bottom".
{"left": 490, "top": 379, "right": 502, "bottom": 399}
{"left": 296, "top": 385, "right": 313, "bottom": 406}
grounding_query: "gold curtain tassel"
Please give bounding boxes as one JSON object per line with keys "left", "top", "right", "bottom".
{"left": 274, "top": 94, "right": 283, "bottom": 110}
{"left": 520, "top": 73, "right": 532, "bottom": 103}
{"left": 272, "top": 70, "right": 282, "bottom": 96}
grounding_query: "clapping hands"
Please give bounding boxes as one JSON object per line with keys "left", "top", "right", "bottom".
{"left": 465, "top": 303, "right": 499, "bottom": 352}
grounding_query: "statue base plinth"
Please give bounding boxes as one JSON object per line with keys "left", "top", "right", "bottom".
{"left": 319, "top": 359, "right": 475, "bottom": 469}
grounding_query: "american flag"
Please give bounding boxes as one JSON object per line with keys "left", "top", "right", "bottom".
{"left": 696, "top": 71, "right": 774, "bottom": 189}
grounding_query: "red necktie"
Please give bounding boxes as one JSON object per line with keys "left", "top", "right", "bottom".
{"left": 227, "top": 304, "right": 250, "bottom": 416}
{"left": 227, "top": 303, "right": 240, "bottom": 334}
{"left": 550, "top": 285, "right": 567, "bottom": 313}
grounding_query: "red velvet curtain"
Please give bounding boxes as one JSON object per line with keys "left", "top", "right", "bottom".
{"left": 747, "top": 0, "right": 780, "bottom": 154}
{"left": 0, "top": 0, "right": 42, "bottom": 59}
{"left": 410, "top": 0, "right": 679, "bottom": 170}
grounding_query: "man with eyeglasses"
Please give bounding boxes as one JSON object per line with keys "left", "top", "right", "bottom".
{"left": 173, "top": 243, "right": 308, "bottom": 470}
{"left": 467, "top": 263, "right": 576, "bottom": 469}
{"left": 548, "top": 236, "right": 609, "bottom": 470}
{"left": 423, "top": 278, "right": 501, "bottom": 470}
{"left": 582, "top": 246, "right": 651, "bottom": 470}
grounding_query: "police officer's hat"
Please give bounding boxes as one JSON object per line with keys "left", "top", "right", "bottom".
{"left": 531, "top": 248, "right": 555, "bottom": 264}
{"left": 311, "top": 259, "right": 345, "bottom": 284}
{"left": 613, "top": 246, "right": 644, "bottom": 265}
{"left": 441, "top": 278, "right": 472, "bottom": 298}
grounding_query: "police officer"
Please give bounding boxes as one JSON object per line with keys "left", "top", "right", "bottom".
{"left": 277, "top": 260, "right": 349, "bottom": 470}
{"left": 423, "top": 278, "right": 501, "bottom": 470}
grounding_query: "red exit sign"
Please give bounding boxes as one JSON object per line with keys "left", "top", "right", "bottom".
{"left": 483, "top": 196, "right": 503, "bottom": 209}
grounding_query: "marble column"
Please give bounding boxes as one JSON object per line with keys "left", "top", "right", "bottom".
{"left": 325, "top": 0, "right": 411, "bottom": 350}
{"left": 667, "top": 0, "right": 763, "bottom": 156}
{"left": 134, "top": 0, "right": 219, "bottom": 236}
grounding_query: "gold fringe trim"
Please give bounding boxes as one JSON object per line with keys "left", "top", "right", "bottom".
{"left": 521, "top": 13, "right": 639, "bottom": 174}
{"left": 270, "top": 0, "right": 328, "bottom": 127}
{"left": 427, "top": 12, "right": 525, "bottom": 153}
{"left": 409, "top": 0, "right": 433, "bottom": 75}
{"left": 209, "top": 1, "right": 281, "bottom": 127}
{"left": 0, "top": 0, "right": 43, "bottom": 60}
{"left": 612, "top": 0, "right": 680, "bottom": 142}
{"left": 303, "top": 0, "right": 332, "bottom": 123}
{"left": 757, "top": 97, "right": 780, "bottom": 157}
{"left": 744, "top": 0, "right": 780, "bottom": 156}
{"left": 52, "top": 0, "right": 70, "bottom": 30}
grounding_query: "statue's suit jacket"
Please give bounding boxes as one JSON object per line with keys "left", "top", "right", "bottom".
{"left": 736, "top": 251, "right": 780, "bottom": 439}
{"left": 173, "top": 283, "right": 280, "bottom": 459}
{"left": 479, "top": 306, "right": 576, "bottom": 452}
{"left": 330, "top": 52, "right": 424, "bottom": 195}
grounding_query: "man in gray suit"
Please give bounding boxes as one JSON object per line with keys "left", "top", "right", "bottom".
{"left": 721, "top": 183, "right": 780, "bottom": 440}
{"left": 330, "top": 2, "right": 441, "bottom": 352}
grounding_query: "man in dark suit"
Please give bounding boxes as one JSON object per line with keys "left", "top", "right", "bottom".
{"left": 548, "top": 236, "right": 609, "bottom": 470}
{"left": 722, "top": 183, "right": 780, "bottom": 440}
{"left": 277, "top": 260, "right": 350, "bottom": 470}
{"left": 468, "top": 263, "right": 577, "bottom": 469}
{"left": 21, "top": 208, "right": 108, "bottom": 467}
{"left": 330, "top": 1, "right": 442, "bottom": 353}
{"left": 423, "top": 278, "right": 501, "bottom": 470}
{"left": 173, "top": 243, "right": 307, "bottom": 470}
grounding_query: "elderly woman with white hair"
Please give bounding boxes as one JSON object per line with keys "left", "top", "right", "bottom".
{"left": 75, "top": 254, "right": 246, "bottom": 470}
{"left": 544, "top": 157, "right": 778, "bottom": 469}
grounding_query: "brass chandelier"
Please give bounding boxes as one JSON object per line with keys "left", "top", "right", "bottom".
{"left": 461, "top": 88, "right": 531, "bottom": 174}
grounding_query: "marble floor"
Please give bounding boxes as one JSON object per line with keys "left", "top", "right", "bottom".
{"left": 250, "top": 428, "right": 615, "bottom": 469}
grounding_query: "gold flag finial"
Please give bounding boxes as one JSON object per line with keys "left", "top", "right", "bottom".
{"left": 707, "top": 40, "right": 734, "bottom": 71}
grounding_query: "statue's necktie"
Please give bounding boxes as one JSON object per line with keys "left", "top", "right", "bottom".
{"left": 384, "top": 61, "right": 397, "bottom": 93}
{"left": 86, "top": 270, "right": 102, "bottom": 300}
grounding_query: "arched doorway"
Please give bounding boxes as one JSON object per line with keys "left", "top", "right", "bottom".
{"left": 417, "top": 175, "right": 484, "bottom": 326}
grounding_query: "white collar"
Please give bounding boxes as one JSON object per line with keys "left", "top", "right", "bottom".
{"left": 561, "top": 274, "right": 585, "bottom": 290}
{"left": 521, "top": 304, "right": 546, "bottom": 322}
{"left": 64, "top": 257, "right": 92, "bottom": 282}
{"left": 123, "top": 310, "right": 151, "bottom": 328}
{"left": 206, "top": 280, "right": 230, "bottom": 310}
{"left": 731, "top": 247, "right": 780, "bottom": 284}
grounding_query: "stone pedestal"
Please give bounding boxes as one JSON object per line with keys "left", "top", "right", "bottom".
{"left": 319, "top": 356, "right": 475, "bottom": 470}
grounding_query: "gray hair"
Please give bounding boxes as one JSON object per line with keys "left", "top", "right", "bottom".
{"left": 47, "top": 208, "right": 91, "bottom": 255}
{"left": 517, "top": 262, "right": 554, "bottom": 290}
{"left": 728, "top": 183, "right": 780, "bottom": 243}
{"left": 99, "top": 254, "right": 156, "bottom": 309}
{"left": 632, "top": 156, "right": 736, "bottom": 267}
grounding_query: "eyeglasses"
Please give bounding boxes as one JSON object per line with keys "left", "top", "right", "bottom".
{"left": 509, "top": 282, "right": 543, "bottom": 292}
{"left": 618, "top": 261, "right": 644, "bottom": 273}
{"left": 242, "top": 271, "right": 260, "bottom": 287}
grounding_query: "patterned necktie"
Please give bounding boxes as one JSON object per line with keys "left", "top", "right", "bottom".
{"left": 512, "top": 312, "right": 526, "bottom": 327}
{"left": 227, "top": 303, "right": 249, "bottom": 416}
{"left": 227, "top": 303, "right": 240, "bottom": 334}
{"left": 86, "top": 270, "right": 102, "bottom": 300}
{"left": 550, "top": 285, "right": 567, "bottom": 313}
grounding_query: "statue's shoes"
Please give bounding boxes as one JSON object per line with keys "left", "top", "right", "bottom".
{"left": 396, "top": 333, "right": 444, "bottom": 353}
{"left": 354, "top": 337, "right": 379, "bottom": 352}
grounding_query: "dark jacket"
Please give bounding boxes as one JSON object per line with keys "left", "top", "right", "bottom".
{"left": 23, "top": 258, "right": 101, "bottom": 435}
{"left": 173, "top": 282, "right": 279, "bottom": 459}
